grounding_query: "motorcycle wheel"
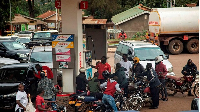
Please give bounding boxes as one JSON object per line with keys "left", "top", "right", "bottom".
{"left": 166, "top": 80, "right": 177, "bottom": 96}
{"left": 193, "top": 82, "right": 199, "bottom": 98}
{"left": 128, "top": 97, "right": 143, "bottom": 111}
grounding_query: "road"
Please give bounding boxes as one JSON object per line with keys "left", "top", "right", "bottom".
{"left": 103, "top": 52, "right": 199, "bottom": 112}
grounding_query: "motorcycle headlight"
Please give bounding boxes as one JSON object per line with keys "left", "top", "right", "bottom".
{"left": 168, "top": 67, "right": 173, "bottom": 73}
{"left": 17, "top": 53, "right": 25, "bottom": 57}
{"left": 3, "top": 92, "right": 17, "bottom": 98}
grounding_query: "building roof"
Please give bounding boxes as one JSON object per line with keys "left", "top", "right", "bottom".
{"left": 37, "top": 10, "right": 56, "bottom": 20}
{"left": 111, "top": 4, "right": 151, "bottom": 25}
{"left": 83, "top": 19, "right": 107, "bottom": 24}
{"left": 11, "top": 14, "right": 30, "bottom": 24}
{"left": 21, "top": 15, "right": 46, "bottom": 25}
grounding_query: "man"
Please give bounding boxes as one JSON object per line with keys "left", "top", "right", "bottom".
{"left": 155, "top": 56, "right": 168, "bottom": 101}
{"left": 118, "top": 30, "right": 127, "bottom": 40}
{"left": 181, "top": 59, "right": 198, "bottom": 96}
{"left": 139, "top": 63, "right": 161, "bottom": 109}
{"left": 35, "top": 88, "right": 51, "bottom": 112}
{"left": 76, "top": 67, "right": 88, "bottom": 93}
{"left": 120, "top": 54, "right": 132, "bottom": 79}
{"left": 110, "top": 63, "right": 128, "bottom": 97}
{"left": 100, "top": 75, "right": 121, "bottom": 111}
{"left": 15, "top": 83, "right": 28, "bottom": 112}
{"left": 93, "top": 56, "right": 111, "bottom": 84}
{"left": 34, "top": 64, "right": 53, "bottom": 79}
{"left": 132, "top": 57, "right": 145, "bottom": 77}
{"left": 37, "top": 71, "right": 57, "bottom": 110}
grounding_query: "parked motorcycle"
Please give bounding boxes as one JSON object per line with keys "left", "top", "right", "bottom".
{"left": 127, "top": 76, "right": 152, "bottom": 111}
{"left": 193, "top": 74, "right": 199, "bottom": 97}
{"left": 165, "top": 70, "right": 199, "bottom": 96}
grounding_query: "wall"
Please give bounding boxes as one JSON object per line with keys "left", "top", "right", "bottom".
{"left": 119, "top": 13, "right": 149, "bottom": 38}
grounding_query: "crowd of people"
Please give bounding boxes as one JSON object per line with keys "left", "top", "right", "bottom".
{"left": 14, "top": 56, "right": 197, "bottom": 112}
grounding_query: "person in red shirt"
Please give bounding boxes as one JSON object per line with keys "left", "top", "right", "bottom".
{"left": 155, "top": 56, "right": 168, "bottom": 101}
{"left": 34, "top": 64, "right": 53, "bottom": 79}
{"left": 92, "top": 56, "right": 111, "bottom": 84}
{"left": 118, "top": 30, "right": 127, "bottom": 40}
{"left": 35, "top": 88, "right": 51, "bottom": 112}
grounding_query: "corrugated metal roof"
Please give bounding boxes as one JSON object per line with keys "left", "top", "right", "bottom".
{"left": 83, "top": 19, "right": 107, "bottom": 24}
{"left": 111, "top": 5, "right": 150, "bottom": 25}
{"left": 37, "top": 10, "right": 56, "bottom": 20}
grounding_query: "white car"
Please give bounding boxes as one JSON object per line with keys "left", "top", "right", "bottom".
{"left": 17, "top": 31, "right": 33, "bottom": 37}
{"left": 114, "top": 40, "right": 175, "bottom": 76}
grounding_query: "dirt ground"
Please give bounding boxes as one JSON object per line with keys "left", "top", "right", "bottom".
{"left": 94, "top": 51, "right": 199, "bottom": 112}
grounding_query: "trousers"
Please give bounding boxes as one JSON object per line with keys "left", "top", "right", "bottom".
{"left": 102, "top": 94, "right": 118, "bottom": 111}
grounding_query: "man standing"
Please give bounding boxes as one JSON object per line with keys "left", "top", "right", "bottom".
{"left": 76, "top": 67, "right": 88, "bottom": 93}
{"left": 139, "top": 63, "right": 161, "bottom": 109}
{"left": 110, "top": 63, "right": 128, "bottom": 97}
{"left": 181, "top": 59, "right": 198, "bottom": 96}
{"left": 92, "top": 56, "right": 111, "bottom": 84}
{"left": 132, "top": 57, "right": 145, "bottom": 77}
{"left": 118, "top": 30, "right": 127, "bottom": 41}
{"left": 100, "top": 75, "right": 122, "bottom": 111}
{"left": 120, "top": 54, "right": 132, "bottom": 79}
{"left": 155, "top": 56, "right": 168, "bottom": 101}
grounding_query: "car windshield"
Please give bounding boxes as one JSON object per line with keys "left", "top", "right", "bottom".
{"left": 0, "top": 69, "right": 27, "bottom": 83}
{"left": 134, "top": 47, "right": 166, "bottom": 61}
{"left": 30, "top": 51, "right": 52, "bottom": 63}
{"left": 33, "top": 32, "right": 51, "bottom": 38}
{"left": 2, "top": 41, "right": 26, "bottom": 50}
{"left": 16, "top": 38, "right": 31, "bottom": 44}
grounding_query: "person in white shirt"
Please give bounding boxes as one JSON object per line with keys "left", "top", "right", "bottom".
{"left": 120, "top": 54, "right": 132, "bottom": 79}
{"left": 15, "top": 83, "right": 28, "bottom": 112}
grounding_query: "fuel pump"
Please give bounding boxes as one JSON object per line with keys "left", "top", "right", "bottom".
{"left": 83, "top": 50, "right": 92, "bottom": 80}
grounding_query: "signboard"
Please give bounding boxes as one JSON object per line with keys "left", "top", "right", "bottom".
{"left": 55, "top": 0, "right": 61, "bottom": 9}
{"left": 86, "top": 68, "right": 92, "bottom": 80}
{"left": 59, "top": 62, "right": 68, "bottom": 68}
{"left": 79, "top": 1, "right": 88, "bottom": 9}
{"left": 149, "top": 21, "right": 159, "bottom": 25}
{"left": 56, "top": 55, "right": 71, "bottom": 62}
{"left": 55, "top": 48, "right": 70, "bottom": 55}
{"left": 52, "top": 35, "right": 74, "bottom": 41}
{"left": 52, "top": 41, "right": 74, "bottom": 48}
{"left": 48, "top": 23, "right": 55, "bottom": 28}
{"left": 28, "top": 25, "right": 35, "bottom": 30}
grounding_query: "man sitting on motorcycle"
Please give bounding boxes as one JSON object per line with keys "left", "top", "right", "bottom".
{"left": 100, "top": 72, "right": 122, "bottom": 111}
{"left": 181, "top": 59, "right": 197, "bottom": 96}
{"left": 139, "top": 63, "right": 161, "bottom": 109}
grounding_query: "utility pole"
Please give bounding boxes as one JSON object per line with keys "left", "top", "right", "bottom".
{"left": 9, "top": 0, "right": 12, "bottom": 35}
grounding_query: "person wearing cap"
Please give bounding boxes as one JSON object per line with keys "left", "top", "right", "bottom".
{"left": 155, "top": 56, "right": 168, "bottom": 101}
{"left": 92, "top": 56, "right": 111, "bottom": 84}
{"left": 139, "top": 63, "right": 161, "bottom": 109}
{"left": 132, "top": 57, "right": 145, "bottom": 78}
{"left": 118, "top": 30, "right": 127, "bottom": 41}
{"left": 76, "top": 67, "right": 88, "bottom": 93}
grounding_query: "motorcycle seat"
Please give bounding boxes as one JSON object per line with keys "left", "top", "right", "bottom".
{"left": 166, "top": 75, "right": 181, "bottom": 81}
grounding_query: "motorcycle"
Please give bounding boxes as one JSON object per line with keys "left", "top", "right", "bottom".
{"left": 193, "top": 74, "right": 199, "bottom": 97}
{"left": 165, "top": 69, "right": 199, "bottom": 96}
{"left": 127, "top": 76, "right": 152, "bottom": 111}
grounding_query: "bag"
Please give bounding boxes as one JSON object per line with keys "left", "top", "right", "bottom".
{"left": 25, "top": 95, "right": 36, "bottom": 112}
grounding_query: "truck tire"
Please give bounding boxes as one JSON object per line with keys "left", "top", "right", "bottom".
{"left": 168, "top": 40, "right": 183, "bottom": 55}
{"left": 186, "top": 39, "right": 199, "bottom": 54}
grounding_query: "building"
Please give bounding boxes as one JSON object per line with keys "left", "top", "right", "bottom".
{"left": 111, "top": 4, "right": 151, "bottom": 38}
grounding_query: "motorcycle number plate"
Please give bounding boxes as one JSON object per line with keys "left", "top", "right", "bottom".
{"left": 75, "top": 102, "right": 82, "bottom": 106}
{"left": 69, "top": 101, "right": 76, "bottom": 104}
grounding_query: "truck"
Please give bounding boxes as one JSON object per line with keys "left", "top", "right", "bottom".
{"left": 148, "top": 7, "right": 199, "bottom": 55}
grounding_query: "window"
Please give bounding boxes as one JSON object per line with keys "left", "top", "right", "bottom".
{"left": 121, "top": 45, "right": 129, "bottom": 55}
{"left": 116, "top": 44, "right": 123, "bottom": 55}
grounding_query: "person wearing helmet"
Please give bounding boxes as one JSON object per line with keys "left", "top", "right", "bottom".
{"left": 76, "top": 67, "right": 88, "bottom": 93}
{"left": 155, "top": 56, "right": 168, "bottom": 101}
{"left": 118, "top": 30, "right": 127, "bottom": 41}
{"left": 132, "top": 57, "right": 145, "bottom": 78}
{"left": 100, "top": 76, "right": 122, "bottom": 111}
{"left": 181, "top": 59, "right": 197, "bottom": 96}
{"left": 139, "top": 63, "right": 161, "bottom": 109}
